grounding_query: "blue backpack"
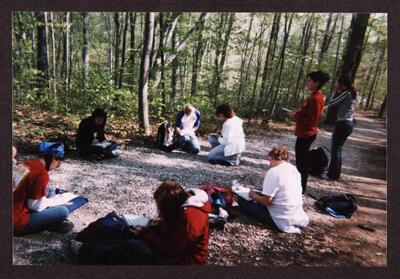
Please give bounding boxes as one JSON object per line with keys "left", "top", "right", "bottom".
{"left": 39, "top": 141, "right": 65, "bottom": 158}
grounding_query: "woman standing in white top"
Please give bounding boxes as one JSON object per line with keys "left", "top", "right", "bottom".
{"left": 238, "top": 146, "right": 309, "bottom": 233}
{"left": 208, "top": 104, "right": 245, "bottom": 166}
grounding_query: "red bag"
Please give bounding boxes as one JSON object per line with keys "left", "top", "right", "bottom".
{"left": 198, "top": 183, "right": 234, "bottom": 207}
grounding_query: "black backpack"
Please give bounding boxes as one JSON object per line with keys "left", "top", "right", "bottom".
{"left": 308, "top": 147, "right": 328, "bottom": 176}
{"left": 315, "top": 194, "right": 358, "bottom": 218}
{"left": 155, "top": 121, "right": 176, "bottom": 152}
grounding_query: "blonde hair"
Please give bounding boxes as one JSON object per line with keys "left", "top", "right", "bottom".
{"left": 268, "top": 146, "right": 289, "bottom": 161}
{"left": 184, "top": 104, "right": 194, "bottom": 115}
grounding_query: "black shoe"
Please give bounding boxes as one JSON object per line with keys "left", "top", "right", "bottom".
{"left": 57, "top": 220, "right": 74, "bottom": 233}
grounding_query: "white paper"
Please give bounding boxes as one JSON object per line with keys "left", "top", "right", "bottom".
{"left": 232, "top": 185, "right": 253, "bottom": 201}
{"left": 12, "top": 164, "right": 30, "bottom": 192}
{"left": 122, "top": 214, "right": 149, "bottom": 227}
{"left": 281, "top": 107, "right": 293, "bottom": 113}
{"left": 92, "top": 141, "right": 112, "bottom": 148}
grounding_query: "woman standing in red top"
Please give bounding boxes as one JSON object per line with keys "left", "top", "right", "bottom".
{"left": 288, "top": 71, "right": 330, "bottom": 194}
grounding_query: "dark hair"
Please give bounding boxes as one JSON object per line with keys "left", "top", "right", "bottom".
{"left": 307, "top": 71, "right": 330, "bottom": 89}
{"left": 215, "top": 104, "right": 234, "bottom": 118}
{"left": 337, "top": 75, "right": 357, "bottom": 99}
{"left": 153, "top": 181, "right": 190, "bottom": 228}
{"left": 40, "top": 152, "right": 63, "bottom": 171}
{"left": 268, "top": 146, "right": 289, "bottom": 161}
{"left": 92, "top": 108, "right": 107, "bottom": 119}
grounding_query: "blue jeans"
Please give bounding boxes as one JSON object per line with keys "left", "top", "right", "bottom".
{"left": 328, "top": 120, "right": 353, "bottom": 179}
{"left": 207, "top": 134, "right": 241, "bottom": 166}
{"left": 14, "top": 206, "right": 70, "bottom": 236}
{"left": 177, "top": 135, "right": 201, "bottom": 154}
{"left": 237, "top": 196, "right": 278, "bottom": 230}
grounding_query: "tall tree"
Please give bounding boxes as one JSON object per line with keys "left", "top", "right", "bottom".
{"left": 138, "top": 12, "right": 154, "bottom": 136}
{"left": 35, "top": 12, "right": 49, "bottom": 91}
{"left": 129, "top": 13, "right": 137, "bottom": 88}
{"left": 114, "top": 13, "right": 121, "bottom": 85}
{"left": 81, "top": 12, "right": 89, "bottom": 85}
{"left": 62, "top": 12, "right": 70, "bottom": 95}
{"left": 118, "top": 13, "right": 129, "bottom": 89}
{"left": 190, "top": 13, "right": 206, "bottom": 96}
{"left": 337, "top": 13, "right": 370, "bottom": 82}
{"left": 259, "top": 13, "right": 281, "bottom": 112}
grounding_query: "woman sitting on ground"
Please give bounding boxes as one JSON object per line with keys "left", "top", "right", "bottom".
{"left": 238, "top": 146, "right": 309, "bottom": 234}
{"left": 175, "top": 104, "right": 201, "bottom": 154}
{"left": 74, "top": 181, "right": 212, "bottom": 265}
{"left": 208, "top": 103, "right": 245, "bottom": 166}
{"left": 13, "top": 152, "right": 74, "bottom": 236}
{"left": 76, "top": 108, "right": 118, "bottom": 159}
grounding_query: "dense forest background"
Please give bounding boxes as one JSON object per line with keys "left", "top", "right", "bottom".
{"left": 12, "top": 12, "right": 387, "bottom": 136}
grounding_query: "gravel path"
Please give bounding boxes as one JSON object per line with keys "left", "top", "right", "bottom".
{"left": 13, "top": 112, "right": 387, "bottom": 266}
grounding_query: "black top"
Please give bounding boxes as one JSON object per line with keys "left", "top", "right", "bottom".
{"left": 76, "top": 116, "right": 106, "bottom": 148}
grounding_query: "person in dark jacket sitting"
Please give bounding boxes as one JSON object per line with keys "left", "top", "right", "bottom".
{"left": 175, "top": 104, "right": 201, "bottom": 154}
{"left": 76, "top": 108, "right": 118, "bottom": 159}
{"left": 68, "top": 181, "right": 212, "bottom": 265}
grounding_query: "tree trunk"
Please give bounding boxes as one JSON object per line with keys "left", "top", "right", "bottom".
{"left": 118, "top": 13, "right": 129, "bottom": 89}
{"left": 129, "top": 13, "right": 137, "bottom": 88}
{"left": 378, "top": 94, "right": 387, "bottom": 117}
{"left": 49, "top": 12, "right": 57, "bottom": 99}
{"left": 35, "top": 12, "right": 49, "bottom": 92}
{"left": 329, "top": 14, "right": 345, "bottom": 94}
{"left": 138, "top": 12, "right": 154, "bottom": 136}
{"left": 114, "top": 13, "right": 120, "bottom": 86}
{"left": 82, "top": 12, "right": 89, "bottom": 85}
{"left": 104, "top": 13, "right": 113, "bottom": 83}
{"left": 159, "top": 13, "right": 166, "bottom": 114}
{"left": 259, "top": 13, "right": 281, "bottom": 112}
{"left": 190, "top": 13, "right": 206, "bottom": 96}
{"left": 171, "top": 23, "right": 178, "bottom": 101}
{"left": 337, "top": 13, "right": 370, "bottom": 82}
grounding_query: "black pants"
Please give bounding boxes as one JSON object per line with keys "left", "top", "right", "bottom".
{"left": 78, "top": 141, "right": 118, "bottom": 159}
{"left": 295, "top": 135, "right": 316, "bottom": 194}
{"left": 237, "top": 196, "right": 279, "bottom": 231}
{"left": 77, "top": 239, "right": 177, "bottom": 265}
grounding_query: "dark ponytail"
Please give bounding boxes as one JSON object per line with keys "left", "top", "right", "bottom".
{"left": 307, "top": 70, "right": 330, "bottom": 89}
{"left": 338, "top": 76, "right": 357, "bottom": 99}
{"left": 40, "top": 152, "right": 63, "bottom": 171}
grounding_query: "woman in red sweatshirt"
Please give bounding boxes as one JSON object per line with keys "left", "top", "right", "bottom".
{"left": 74, "top": 181, "right": 212, "bottom": 265}
{"left": 288, "top": 70, "right": 330, "bottom": 194}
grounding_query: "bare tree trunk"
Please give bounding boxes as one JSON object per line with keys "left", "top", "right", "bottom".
{"left": 171, "top": 23, "right": 178, "bottom": 101}
{"left": 317, "top": 13, "right": 338, "bottom": 66}
{"left": 104, "top": 13, "right": 113, "bottom": 84}
{"left": 82, "top": 12, "right": 89, "bottom": 85}
{"left": 129, "top": 12, "right": 137, "bottom": 88}
{"left": 118, "top": 13, "right": 129, "bottom": 89}
{"left": 329, "top": 14, "right": 345, "bottom": 94}
{"left": 159, "top": 13, "right": 166, "bottom": 114}
{"left": 138, "top": 12, "right": 154, "bottom": 136}
{"left": 114, "top": 13, "right": 120, "bottom": 86}
{"left": 259, "top": 13, "right": 281, "bottom": 112}
{"left": 338, "top": 13, "right": 370, "bottom": 82}
{"left": 49, "top": 12, "right": 57, "bottom": 100}
{"left": 190, "top": 13, "right": 206, "bottom": 96}
{"left": 35, "top": 12, "right": 49, "bottom": 92}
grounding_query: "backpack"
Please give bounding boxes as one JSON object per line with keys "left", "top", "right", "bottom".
{"left": 315, "top": 194, "right": 358, "bottom": 218}
{"left": 38, "top": 141, "right": 65, "bottom": 158}
{"left": 155, "top": 121, "right": 176, "bottom": 152}
{"left": 308, "top": 147, "right": 328, "bottom": 176}
{"left": 76, "top": 211, "right": 135, "bottom": 244}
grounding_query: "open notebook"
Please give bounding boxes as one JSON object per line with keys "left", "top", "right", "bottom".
{"left": 122, "top": 214, "right": 150, "bottom": 227}
{"left": 12, "top": 164, "right": 30, "bottom": 192}
{"left": 91, "top": 141, "right": 112, "bottom": 148}
{"left": 232, "top": 184, "right": 262, "bottom": 201}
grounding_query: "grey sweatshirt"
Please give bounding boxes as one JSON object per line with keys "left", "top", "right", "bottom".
{"left": 328, "top": 91, "right": 357, "bottom": 122}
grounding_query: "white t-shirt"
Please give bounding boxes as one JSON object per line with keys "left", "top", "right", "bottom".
{"left": 262, "top": 162, "right": 309, "bottom": 234}
{"left": 180, "top": 112, "right": 197, "bottom": 136}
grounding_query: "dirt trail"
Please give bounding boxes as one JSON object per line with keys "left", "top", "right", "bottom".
{"left": 13, "top": 112, "right": 386, "bottom": 266}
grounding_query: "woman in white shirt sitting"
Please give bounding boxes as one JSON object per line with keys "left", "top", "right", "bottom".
{"left": 238, "top": 146, "right": 309, "bottom": 234}
{"left": 208, "top": 104, "right": 245, "bottom": 166}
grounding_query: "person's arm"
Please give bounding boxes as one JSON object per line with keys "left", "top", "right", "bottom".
{"left": 219, "top": 124, "right": 236, "bottom": 146}
{"left": 98, "top": 126, "right": 106, "bottom": 142}
{"left": 249, "top": 190, "right": 273, "bottom": 207}
{"left": 193, "top": 111, "right": 201, "bottom": 131}
{"left": 77, "top": 120, "right": 93, "bottom": 146}
{"left": 327, "top": 91, "right": 351, "bottom": 108}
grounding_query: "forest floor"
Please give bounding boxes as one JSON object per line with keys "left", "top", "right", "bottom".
{"left": 12, "top": 107, "right": 387, "bottom": 266}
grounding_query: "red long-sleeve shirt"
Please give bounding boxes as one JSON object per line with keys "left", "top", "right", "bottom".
{"left": 137, "top": 202, "right": 212, "bottom": 265}
{"left": 294, "top": 90, "right": 325, "bottom": 137}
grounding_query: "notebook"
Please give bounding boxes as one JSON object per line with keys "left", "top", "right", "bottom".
{"left": 122, "top": 214, "right": 150, "bottom": 227}
{"left": 92, "top": 141, "right": 112, "bottom": 148}
{"left": 12, "top": 164, "right": 30, "bottom": 192}
{"left": 232, "top": 185, "right": 262, "bottom": 201}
